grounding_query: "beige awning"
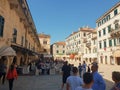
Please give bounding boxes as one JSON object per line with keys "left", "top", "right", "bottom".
{"left": 113, "top": 50, "right": 120, "bottom": 57}
{"left": 0, "top": 46, "right": 16, "bottom": 56}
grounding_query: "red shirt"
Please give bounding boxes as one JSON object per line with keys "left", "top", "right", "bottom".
{"left": 7, "top": 68, "right": 18, "bottom": 79}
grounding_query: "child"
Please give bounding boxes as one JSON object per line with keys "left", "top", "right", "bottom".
{"left": 75, "top": 72, "right": 93, "bottom": 90}
{"left": 7, "top": 64, "right": 18, "bottom": 90}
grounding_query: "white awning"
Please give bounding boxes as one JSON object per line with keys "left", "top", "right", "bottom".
{"left": 43, "top": 54, "right": 52, "bottom": 58}
{"left": 0, "top": 46, "right": 16, "bottom": 56}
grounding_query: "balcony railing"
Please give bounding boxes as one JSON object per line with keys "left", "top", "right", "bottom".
{"left": 110, "top": 26, "right": 120, "bottom": 37}
{"left": 66, "top": 51, "right": 78, "bottom": 55}
{"left": 83, "top": 38, "right": 87, "bottom": 43}
{"left": 86, "top": 42, "right": 91, "bottom": 48}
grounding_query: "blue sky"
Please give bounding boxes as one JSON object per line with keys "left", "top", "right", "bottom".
{"left": 27, "top": 0, "right": 120, "bottom": 44}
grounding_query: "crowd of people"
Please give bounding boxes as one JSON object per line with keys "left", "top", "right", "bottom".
{"left": 0, "top": 56, "right": 120, "bottom": 90}
{"left": 28, "top": 59, "right": 52, "bottom": 75}
{"left": 61, "top": 61, "right": 120, "bottom": 90}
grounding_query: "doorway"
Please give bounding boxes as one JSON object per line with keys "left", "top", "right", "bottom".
{"left": 116, "top": 57, "right": 120, "bottom": 65}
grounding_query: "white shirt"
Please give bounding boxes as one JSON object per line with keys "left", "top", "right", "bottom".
{"left": 75, "top": 86, "right": 92, "bottom": 90}
{"left": 66, "top": 76, "right": 83, "bottom": 90}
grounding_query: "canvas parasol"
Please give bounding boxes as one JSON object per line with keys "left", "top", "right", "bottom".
{"left": 0, "top": 46, "right": 16, "bottom": 56}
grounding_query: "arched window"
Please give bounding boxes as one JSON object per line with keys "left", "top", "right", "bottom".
{"left": 0, "top": 15, "right": 4, "bottom": 37}
{"left": 12, "top": 28, "right": 17, "bottom": 43}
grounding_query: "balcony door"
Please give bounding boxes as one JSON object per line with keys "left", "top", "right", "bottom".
{"left": 116, "top": 57, "right": 120, "bottom": 65}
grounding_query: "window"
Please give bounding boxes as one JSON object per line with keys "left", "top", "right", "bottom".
{"left": 86, "top": 49, "right": 87, "bottom": 54}
{"left": 114, "top": 9, "right": 118, "bottom": 16}
{"left": 108, "top": 25, "right": 111, "bottom": 33}
{"left": 99, "top": 42, "right": 102, "bottom": 49}
{"left": 114, "top": 39, "right": 116, "bottom": 46}
{"left": 104, "top": 18, "right": 106, "bottom": 23}
{"left": 102, "top": 19, "right": 104, "bottom": 24}
{"left": 0, "top": 16, "right": 4, "bottom": 37}
{"left": 105, "top": 56, "right": 107, "bottom": 64}
{"left": 89, "top": 35, "right": 91, "bottom": 38}
{"left": 109, "top": 39, "right": 112, "bottom": 47}
{"left": 103, "top": 28, "right": 106, "bottom": 35}
{"left": 94, "top": 48, "right": 97, "bottom": 53}
{"left": 63, "top": 50, "right": 65, "bottom": 53}
{"left": 98, "top": 22, "right": 101, "bottom": 27}
{"left": 44, "top": 49, "right": 47, "bottom": 52}
{"left": 99, "top": 31, "right": 101, "bottom": 37}
{"left": 104, "top": 40, "right": 107, "bottom": 48}
{"left": 13, "top": 29, "right": 17, "bottom": 43}
{"left": 43, "top": 41, "right": 47, "bottom": 44}
{"left": 57, "top": 45, "right": 59, "bottom": 48}
{"left": 29, "top": 43, "right": 30, "bottom": 49}
{"left": 84, "top": 33, "right": 86, "bottom": 37}
{"left": 115, "top": 23, "right": 119, "bottom": 30}
{"left": 21, "top": 36, "right": 24, "bottom": 46}
{"left": 56, "top": 50, "right": 59, "bottom": 53}
{"left": 94, "top": 40, "right": 96, "bottom": 45}
{"left": 25, "top": 39, "right": 28, "bottom": 48}
{"left": 106, "top": 15, "right": 110, "bottom": 21}
{"left": 119, "top": 38, "right": 120, "bottom": 44}
{"left": 89, "top": 49, "right": 91, "bottom": 53}
{"left": 19, "top": 0, "right": 23, "bottom": 4}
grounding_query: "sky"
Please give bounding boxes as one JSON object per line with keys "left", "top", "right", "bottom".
{"left": 27, "top": 0, "right": 120, "bottom": 44}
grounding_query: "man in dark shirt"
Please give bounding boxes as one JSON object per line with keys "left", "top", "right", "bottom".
{"left": 61, "top": 61, "right": 71, "bottom": 89}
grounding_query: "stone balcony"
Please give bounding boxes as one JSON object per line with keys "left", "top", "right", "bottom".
{"left": 110, "top": 26, "right": 120, "bottom": 38}
{"left": 86, "top": 42, "right": 91, "bottom": 48}
{"left": 83, "top": 38, "right": 87, "bottom": 43}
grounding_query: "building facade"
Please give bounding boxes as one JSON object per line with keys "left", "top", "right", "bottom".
{"left": 65, "top": 27, "right": 96, "bottom": 63}
{"left": 0, "top": 0, "right": 40, "bottom": 66}
{"left": 51, "top": 41, "right": 66, "bottom": 60}
{"left": 83, "top": 30, "right": 97, "bottom": 63}
{"left": 96, "top": 2, "right": 120, "bottom": 65}
{"left": 38, "top": 33, "right": 50, "bottom": 54}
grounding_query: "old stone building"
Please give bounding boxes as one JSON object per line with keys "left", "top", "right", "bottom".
{"left": 96, "top": 2, "right": 120, "bottom": 65}
{"left": 51, "top": 41, "right": 66, "bottom": 60}
{"left": 0, "top": 0, "right": 40, "bottom": 66}
{"left": 38, "top": 33, "right": 50, "bottom": 55}
{"left": 65, "top": 27, "right": 95, "bottom": 62}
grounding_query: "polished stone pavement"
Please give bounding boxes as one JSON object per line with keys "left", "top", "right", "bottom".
{"left": 0, "top": 74, "right": 113, "bottom": 90}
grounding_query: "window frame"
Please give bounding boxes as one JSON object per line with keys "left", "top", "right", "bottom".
{"left": 0, "top": 16, "right": 5, "bottom": 37}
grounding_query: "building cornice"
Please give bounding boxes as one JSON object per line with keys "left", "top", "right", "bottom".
{"left": 96, "top": 1, "right": 120, "bottom": 23}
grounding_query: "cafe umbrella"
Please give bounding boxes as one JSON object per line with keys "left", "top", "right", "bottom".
{"left": 0, "top": 46, "right": 16, "bottom": 56}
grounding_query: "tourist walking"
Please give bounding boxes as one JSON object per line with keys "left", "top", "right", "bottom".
{"left": 0, "top": 56, "right": 7, "bottom": 84}
{"left": 61, "top": 61, "right": 71, "bottom": 90}
{"left": 91, "top": 62, "right": 106, "bottom": 90}
{"left": 81, "top": 61, "right": 87, "bottom": 78}
{"left": 46, "top": 62, "right": 50, "bottom": 75}
{"left": 87, "top": 64, "right": 91, "bottom": 73}
{"left": 66, "top": 67, "right": 83, "bottom": 90}
{"left": 111, "top": 71, "right": 120, "bottom": 90}
{"left": 78, "top": 63, "right": 82, "bottom": 77}
{"left": 75, "top": 72, "right": 93, "bottom": 90}
{"left": 28, "top": 62, "right": 32, "bottom": 73}
{"left": 7, "top": 64, "right": 18, "bottom": 90}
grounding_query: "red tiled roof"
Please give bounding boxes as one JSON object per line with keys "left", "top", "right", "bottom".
{"left": 54, "top": 41, "right": 66, "bottom": 46}
{"left": 38, "top": 33, "right": 50, "bottom": 38}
